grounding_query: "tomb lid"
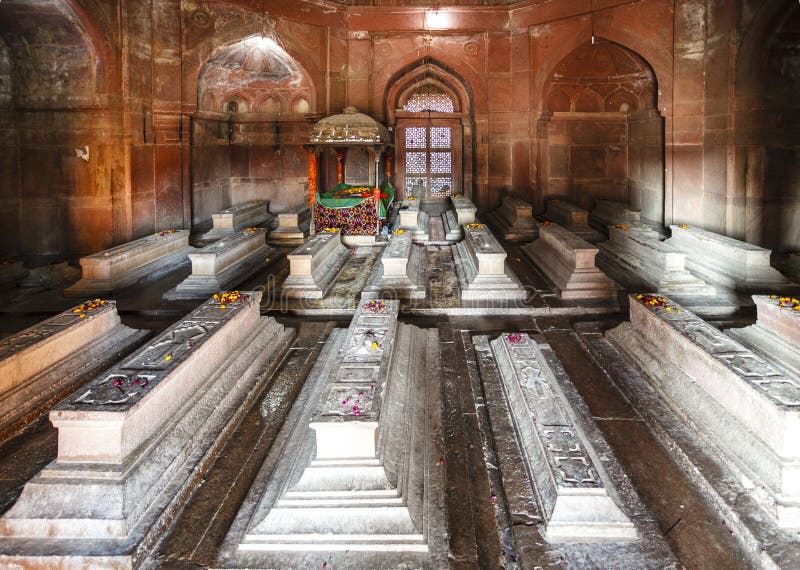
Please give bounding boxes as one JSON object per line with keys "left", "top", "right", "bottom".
{"left": 309, "top": 106, "right": 391, "bottom": 146}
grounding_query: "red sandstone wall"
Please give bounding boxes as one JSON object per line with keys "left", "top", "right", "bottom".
{"left": 0, "top": 0, "right": 797, "bottom": 258}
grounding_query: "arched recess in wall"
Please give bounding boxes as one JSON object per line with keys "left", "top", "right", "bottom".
{"left": 0, "top": 0, "right": 117, "bottom": 259}
{"left": 539, "top": 39, "right": 663, "bottom": 223}
{"left": 191, "top": 35, "right": 316, "bottom": 225}
{"left": 735, "top": 1, "right": 800, "bottom": 252}
{"left": 384, "top": 59, "right": 473, "bottom": 200}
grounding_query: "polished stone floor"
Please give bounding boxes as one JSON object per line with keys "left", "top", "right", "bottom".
{"left": 0, "top": 223, "right": 764, "bottom": 569}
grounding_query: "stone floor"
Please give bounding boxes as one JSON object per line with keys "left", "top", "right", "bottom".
{"left": 0, "top": 227, "right": 773, "bottom": 569}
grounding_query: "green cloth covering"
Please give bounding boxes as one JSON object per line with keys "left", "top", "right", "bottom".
{"left": 316, "top": 183, "right": 395, "bottom": 219}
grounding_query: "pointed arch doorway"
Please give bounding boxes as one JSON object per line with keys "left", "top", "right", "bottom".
{"left": 386, "top": 61, "right": 473, "bottom": 203}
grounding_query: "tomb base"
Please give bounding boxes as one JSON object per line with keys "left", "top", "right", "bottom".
{"left": 267, "top": 205, "right": 311, "bottom": 246}
{"left": 19, "top": 262, "right": 81, "bottom": 289}
{"left": 441, "top": 210, "right": 462, "bottom": 242}
{"left": 726, "top": 295, "right": 800, "bottom": 377}
{"left": 0, "top": 301, "right": 147, "bottom": 445}
{"left": 0, "top": 293, "right": 295, "bottom": 567}
{"left": 201, "top": 201, "right": 274, "bottom": 240}
{"left": 219, "top": 301, "right": 447, "bottom": 568}
{"left": 522, "top": 224, "right": 620, "bottom": 300}
{"left": 164, "top": 229, "right": 279, "bottom": 300}
{"left": 608, "top": 295, "right": 800, "bottom": 530}
{"left": 362, "top": 233, "right": 426, "bottom": 300}
{"left": 452, "top": 225, "right": 527, "bottom": 301}
{"left": 543, "top": 200, "right": 604, "bottom": 243}
{"left": 0, "top": 261, "right": 29, "bottom": 287}
{"left": 485, "top": 196, "right": 539, "bottom": 242}
{"left": 597, "top": 227, "right": 715, "bottom": 296}
{"left": 282, "top": 233, "right": 351, "bottom": 299}
{"left": 666, "top": 225, "right": 796, "bottom": 292}
{"left": 487, "top": 332, "right": 637, "bottom": 542}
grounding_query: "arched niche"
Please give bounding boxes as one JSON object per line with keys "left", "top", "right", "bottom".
{"left": 191, "top": 35, "right": 317, "bottom": 226}
{"left": 539, "top": 39, "right": 663, "bottom": 223}
{"left": 384, "top": 59, "right": 473, "bottom": 201}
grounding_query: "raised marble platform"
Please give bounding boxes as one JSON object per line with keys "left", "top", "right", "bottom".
{"left": 0, "top": 291, "right": 294, "bottom": 566}
{"left": 0, "top": 300, "right": 146, "bottom": 444}
{"left": 65, "top": 229, "right": 193, "bottom": 296}
{"left": 267, "top": 205, "right": 311, "bottom": 246}
{"left": 164, "top": 228, "right": 278, "bottom": 300}
{"left": 450, "top": 195, "right": 477, "bottom": 226}
{"left": 202, "top": 200, "right": 275, "bottom": 240}
{"left": 442, "top": 209, "right": 463, "bottom": 242}
{"left": 490, "top": 332, "right": 636, "bottom": 541}
{"left": 666, "top": 225, "right": 795, "bottom": 292}
{"left": 522, "top": 223, "right": 621, "bottom": 299}
{"left": 396, "top": 197, "right": 430, "bottom": 242}
{"left": 0, "top": 260, "right": 29, "bottom": 286}
{"left": 281, "top": 232, "right": 351, "bottom": 299}
{"left": 221, "top": 300, "right": 446, "bottom": 567}
{"left": 543, "top": 200, "right": 604, "bottom": 243}
{"left": 589, "top": 200, "right": 645, "bottom": 235}
{"left": 597, "top": 226, "right": 715, "bottom": 296}
{"left": 727, "top": 295, "right": 800, "bottom": 377}
{"left": 486, "top": 196, "right": 538, "bottom": 242}
{"left": 452, "top": 224, "right": 527, "bottom": 301}
{"left": 19, "top": 261, "right": 81, "bottom": 289}
{"left": 608, "top": 294, "right": 800, "bottom": 529}
{"left": 362, "top": 232, "right": 426, "bottom": 300}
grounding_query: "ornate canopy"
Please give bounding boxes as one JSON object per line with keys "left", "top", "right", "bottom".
{"left": 309, "top": 106, "right": 391, "bottom": 147}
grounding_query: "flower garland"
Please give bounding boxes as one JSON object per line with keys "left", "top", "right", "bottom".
{"left": 613, "top": 224, "right": 629, "bottom": 231}
{"left": 407, "top": 196, "right": 417, "bottom": 201}
{"left": 635, "top": 293, "right": 681, "bottom": 313}
{"left": 156, "top": 229, "right": 176, "bottom": 237}
{"left": 394, "top": 228, "right": 406, "bottom": 235}
{"left": 322, "top": 227, "right": 341, "bottom": 233}
{"left": 678, "top": 224, "right": 689, "bottom": 229}
{"left": 362, "top": 300, "right": 386, "bottom": 313}
{"left": 72, "top": 298, "right": 108, "bottom": 319}
{"left": 212, "top": 290, "right": 247, "bottom": 310}
{"left": 506, "top": 332, "right": 522, "bottom": 344}
{"left": 465, "top": 223, "right": 484, "bottom": 230}
{"left": 540, "top": 221, "right": 553, "bottom": 226}
{"left": 242, "top": 227, "right": 259, "bottom": 234}
{"left": 113, "top": 374, "right": 149, "bottom": 388}
{"left": 769, "top": 295, "right": 800, "bottom": 311}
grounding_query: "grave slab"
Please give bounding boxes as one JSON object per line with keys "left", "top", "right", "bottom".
{"left": 441, "top": 209, "right": 462, "bottom": 242}
{"left": 202, "top": 200, "right": 275, "bottom": 240}
{"left": 221, "top": 300, "right": 447, "bottom": 567}
{"left": 267, "top": 205, "right": 311, "bottom": 246}
{"left": 396, "top": 197, "right": 429, "bottom": 242}
{"left": 589, "top": 200, "right": 650, "bottom": 235}
{"left": 522, "top": 223, "right": 621, "bottom": 299}
{"left": 0, "top": 261, "right": 29, "bottom": 287}
{"left": 489, "top": 332, "right": 637, "bottom": 541}
{"left": 0, "top": 300, "right": 147, "bottom": 444}
{"left": 65, "top": 230, "right": 193, "bottom": 296}
{"left": 361, "top": 231, "right": 426, "bottom": 300}
{"left": 449, "top": 195, "right": 477, "bottom": 226}
{"left": 19, "top": 262, "right": 81, "bottom": 289}
{"left": 608, "top": 294, "right": 800, "bottom": 529}
{"left": 666, "top": 225, "right": 795, "bottom": 292}
{"left": 485, "top": 196, "right": 539, "bottom": 242}
{"left": 164, "top": 228, "right": 279, "bottom": 300}
{"left": 597, "top": 226, "right": 715, "bottom": 296}
{"left": 0, "top": 291, "right": 295, "bottom": 566}
{"left": 452, "top": 224, "right": 527, "bottom": 301}
{"left": 543, "top": 200, "right": 604, "bottom": 243}
{"left": 726, "top": 295, "right": 800, "bottom": 377}
{"left": 281, "top": 231, "right": 351, "bottom": 299}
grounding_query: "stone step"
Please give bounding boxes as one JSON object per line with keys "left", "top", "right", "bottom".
{"left": 290, "top": 465, "right": 395, "bottom": 493}
{"left": 245, "top": 506, "right": 422, "bottom": 540}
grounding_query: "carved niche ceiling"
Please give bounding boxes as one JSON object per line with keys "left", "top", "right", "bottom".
{"left": 205, "top": 38, "right": 297, "bottom": 83}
